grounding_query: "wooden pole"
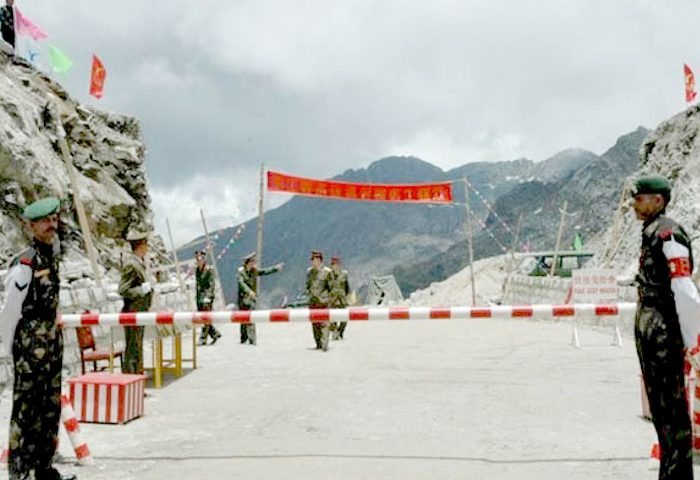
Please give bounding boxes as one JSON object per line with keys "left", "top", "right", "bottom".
{"left": 199, "top": 209, "right": 226, "bottom": 310}
{"left": 54, "top": 103, "right": 103, "bottom": 290}
{"left": 255, "top": 164, "right": 265, "bottom": 308}
{"left": 502, "top": 212, "right": 524, "bottom": 303}
{"left": 463, "top": 177, "right": 476, "bottom": 305}
{"left": 550, "top": 200, "right": 568, "bottom": 277}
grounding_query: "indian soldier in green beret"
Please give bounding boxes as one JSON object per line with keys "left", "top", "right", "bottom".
{"left": 118, "top": 230, "right": 153, "bottom": 374}
{"left": 195, "top": 250, "right": 221, "bottom": 345}
{"left": 328, "top": 255, "right": 351, "bottom": 340}
{"left": 0, "top": 197, "right": 76, "bottom": 480}
{"left": 632, "top": 174, "right": 700, "bottom": 479}
{"left": 306, "top": 250, "right": 332, "bottom": 351}
{"left": 237, "top": 252, "right": 283, "bottom": 345}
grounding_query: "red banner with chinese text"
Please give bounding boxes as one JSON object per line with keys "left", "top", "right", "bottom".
{"left": 267, "top": 171, "right": 453, "bottom": 204}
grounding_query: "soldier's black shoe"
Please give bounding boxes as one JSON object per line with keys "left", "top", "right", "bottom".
{"left": 211, "top": 333, "right": 222, "bottom": 345}
{"left": 34, "top": 468, "right": 77, "bottom": 480}
{"left": 198, "top": 338, "right": 207, "bottom": 346}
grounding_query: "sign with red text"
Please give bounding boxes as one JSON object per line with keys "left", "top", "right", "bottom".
{"left": 571, "top": 269, "right": 618, "bottom": 304}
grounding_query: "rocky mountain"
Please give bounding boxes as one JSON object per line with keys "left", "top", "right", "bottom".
{"left": 0, "top": 51, "right": 154, "bottom": 283}
{"left": 180, "top": 146, "right": 615, "bottom": 306}
{"left": 391, "top": 127, "right": 650, "bottom": 294}
{"left": 593, "top": 105, "right": 700, "bottom": 275}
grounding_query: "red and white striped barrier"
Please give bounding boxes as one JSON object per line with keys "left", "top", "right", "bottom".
{"left": 60, "top": 394, "right": 94, "bottom": 466}
{"left": 58, "top": 303, "right": 636, "bottom": 328}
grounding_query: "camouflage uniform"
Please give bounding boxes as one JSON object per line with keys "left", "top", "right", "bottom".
{"left": 2, "top": 241, "right": 63, "bottom": 480}
{"left": 196, "top": 264, "right": 220, "bottom": 344}
{"left": 306, "top": 266, "right": 331, "bottom": 350}
{"left": 237, "top": 263, "right": 281, "bottom": 344}
{"left": 119, "top": 251, "right": 153, "bottom": 374}
{"left": 636, "top": 212, "right": 694, "bottom": 479}
{"left": 328, "top": 268, "right": 351, "bottom": 340}
{"left": 0, "top": 4, "right": 14, "bottom": 49}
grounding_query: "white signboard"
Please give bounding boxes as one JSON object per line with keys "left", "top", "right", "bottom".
{"left": 571, "top": 269, "right": 618, "bottom": 304}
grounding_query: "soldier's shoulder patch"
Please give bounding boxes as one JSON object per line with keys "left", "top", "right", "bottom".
{"left": 19, "top": 257, "right": 34, "bottom": 267}
{"left": 659, "top": 229, "right": 674, "bottom": 240}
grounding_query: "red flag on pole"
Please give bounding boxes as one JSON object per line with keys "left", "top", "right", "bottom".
{"left": 684, "top": 63, "right": 697, "bottom": 103}
{"left": 89, "top": 55, "right": 106, "bottom": 99}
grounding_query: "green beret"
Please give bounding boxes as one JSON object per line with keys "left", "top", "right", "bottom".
{"left": 23, "top": 197, "right": 60, "bottom": 221}
{"left": 633, "top": 175, "right": 671, "bottom": 197}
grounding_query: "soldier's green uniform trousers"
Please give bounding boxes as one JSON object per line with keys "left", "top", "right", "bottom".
{"left": 123, "top": 326, "right": 145, "bottom": 374}
{"left": 9, "top": 318, "right": 63, "bottom": 480}
{"left": 635, "top": 303, "right": 693, "bottom": 480}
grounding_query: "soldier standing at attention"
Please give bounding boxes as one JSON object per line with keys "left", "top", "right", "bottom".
{"left": 632, "top": 174, "right": 700, "bottom": 479}
{"left": 237, "top": 252, "right": 283, "bottom": 345}
{"left": 118, "top": 230, "right": 153, "bottom": 374}
{"left": 0, "top": 197, "right": 77, "bottom": 480}
{"left": 195, "top": 250, "right": 221, "bottom": 345}
{"left": 328, "top": 255, "right": 351, "bottom": 340}
{"left": 306, "top": 250, "right": 331, "bottom": 351}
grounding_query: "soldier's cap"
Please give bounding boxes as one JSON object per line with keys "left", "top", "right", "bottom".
{"left": 330, "top": 255, "right": 341, "bottom": 264}
{"left": 23, "top": 196, "right": 60, "bottom": 221}
{"left": 632, "top": 174, "right": 672, "bottom": 198}
{"left": 310, "top": 250, "right": 323, "bottom": 260}
{"left": 242, "top": 251, "right": 256, "bottom": 262}
{"left": 125, "top": 230, "right": 149, "bottom": 242}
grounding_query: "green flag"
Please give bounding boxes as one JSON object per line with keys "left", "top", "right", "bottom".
{"left": 48, "top": 45, "right": 73, "bottom": 74}
{"left": 572, "top": 233, "right": 583, "bottom": 251}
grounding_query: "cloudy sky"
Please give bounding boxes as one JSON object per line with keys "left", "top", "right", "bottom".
{"left": 18, "top": 0, "right": 700, "bottom": 245}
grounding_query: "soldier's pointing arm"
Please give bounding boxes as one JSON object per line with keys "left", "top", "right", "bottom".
{"left": 0, "top": 260, "right": 32, "bottom": 357}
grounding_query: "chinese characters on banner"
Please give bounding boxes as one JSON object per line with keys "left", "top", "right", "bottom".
{"left": 267, "top": 171, "right": 453, "bottom": 204}
{"left": 685, "top": 63, "right": 697, "bottom": 103}
{"left": 89, "top": 54, "right": 107, "bottom": 99}
{"left": 571, "top": 269, "right": 618, "bottom": 304}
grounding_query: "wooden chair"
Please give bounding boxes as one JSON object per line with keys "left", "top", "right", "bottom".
{"left": 76, "top": 326, "right": 123, "bottom": 374}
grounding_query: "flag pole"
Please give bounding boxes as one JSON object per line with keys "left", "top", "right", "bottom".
{"left": 463, "top": 177, "right": 476, "bottom": 305}
{"left": 550, "top": 201, "right": 568, "bottom": 277}
{"left": 166, "top": 217, "right": 191, "bottom": 310}
{"left": 255, "top": 164, "right": 265, "bottom": 308}
{"left": 199, "top": 209, "right": 226, "bottom": 310}
{"left": 53, "top": 102, "right": 103, "bottom": 291}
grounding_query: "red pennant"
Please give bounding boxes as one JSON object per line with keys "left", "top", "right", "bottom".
{"left": 684, "top": 63, "right": 697, "bottom": 103}
{"left": 89, "top": 54, "right": 107, "bottom": 99}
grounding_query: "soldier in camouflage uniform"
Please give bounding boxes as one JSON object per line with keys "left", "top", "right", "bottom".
{"left": 632, "top": 175, "right": 700, "bottom": 480}
{"left": 0, "top": 0, "right": 15, "bottom": 50}
{"left": 0, "top": 197, "right": 76, "bottom": 480}
{"left": 118, "top": 230, "right": 153, "bottom": 374}
{"left": 328, "top": 256, "right": 351, "bottom": 340}
{"left": 237, "top": 252, "right": 283, "bottom": 345}
{"left": 195, "top": 250, "right": 221, "bottom": 345}
{"left": 306, "top": 250, "right": 331, "bottom": 351}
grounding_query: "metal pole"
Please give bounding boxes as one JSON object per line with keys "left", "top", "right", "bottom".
{"left": 255, "top": 164, "right": 265, "bottom": 308}
{"left": 166, "top": 217, "right": 192, "bottom": 310}
{"left": 199, "top": 209, "right": 226, "bottom": 309}
{"left": 463, "top": 177, "right": 476, "bottom": 305}
{"left": 54, "top": 104, "right": 103, "bottom": 290}
{"left": 550, "top": 200, "right": 568, "bottom": 277}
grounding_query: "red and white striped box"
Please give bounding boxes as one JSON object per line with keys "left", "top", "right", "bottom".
{"left": 67, "top": 372, "right": 147, "bottom": 424}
